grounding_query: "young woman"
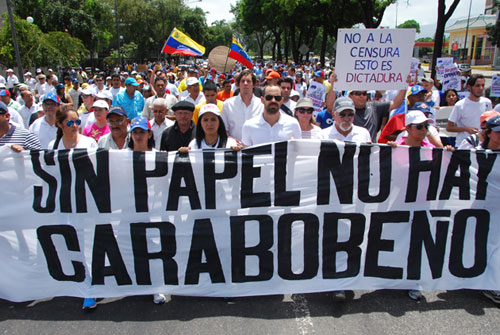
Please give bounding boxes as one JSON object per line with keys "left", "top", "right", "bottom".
{"left": 294, "top": 98, "right": 321, "bottom": 139}
{"left": 49, "top": 105, "right": 97, "bottom": 150}
{"left": 294, "top": 72, "right": 307, "bottom": 98}
{"left": 128, "top": 116, "right": 155, "bottom": 151}
{"left": 181, "top": 104, "right": 240, "bottom": 151}
{"left": 55, "top": 83, "right": 73, "bottom": 106}
{"left": 82, "top": 100, "right": 110, "bottom": 141}
{"left": 440, "top": 89, "right": 459, "bottom": 107}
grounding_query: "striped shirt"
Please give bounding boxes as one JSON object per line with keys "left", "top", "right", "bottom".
{"left": 0, "top": 124, "right": 41, "bottom": 150}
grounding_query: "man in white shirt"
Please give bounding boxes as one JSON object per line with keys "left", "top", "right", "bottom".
{"left": 143, "top": 77, "right": 177, "bottom": 120}
{"left": 5, "top": 69, "right": 19, "bottom": 90}
{"left": 29, "top": 92, "right": 60, "bottom": 148}
{"left": 446, "top": 74, "right": 492, "bottom": 147}
{"left": 109, "top": 74, "right": 124, "bottom": 98}
{"left": 35, "top": 74, "right": 54, "bottom": 99}
{"left": 18, "top": 90, "right": 39, "bottom": 129}
{"left": 24, "top": 72, "right": 37, "bottom": 92}
{"left": 47, "top": 69, "right": 58, "bottom": 83}
{"left": 318, "top": 96, "right": 372, "bottom": 143}
{"left": 149, "top": 98, "right": 174, "bottom": 150}
{"left": 181, "top": 77, "right": 205, "bottom": 106}
{"left": 241, "top": 85, "right": 301, "bottom": 146}
{"left": 278, "top": 77, "right": 296, "bottom": 116}
{"left": 221, "top": 70, "right": 264, "bottom": 142}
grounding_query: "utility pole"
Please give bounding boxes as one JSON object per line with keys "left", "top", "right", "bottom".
{"left": 6, "top": 0, "right": 24, "bottom": 82}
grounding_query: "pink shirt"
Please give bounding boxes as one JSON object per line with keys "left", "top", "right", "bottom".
{"left": 395, "top": 136, "right": 435, "bottom": 148}
{"left": 83, "top": 123, "right": 110, "bottom": 142}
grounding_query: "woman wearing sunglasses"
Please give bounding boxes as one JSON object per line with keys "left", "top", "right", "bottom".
{"left": 294, "top": 98, "right": 321, "bottom": 139}
{"left": 389, "top": 110, "right": 435, "bottom": 148}
{"left": 49, "top": 105, "right": 97, "bottom": 150}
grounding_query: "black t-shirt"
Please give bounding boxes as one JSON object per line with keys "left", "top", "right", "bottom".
{"left": 159, "top": 121, "right": 195, "bottom": 151}
{"left": 354, "top": 101, "right": 390, "bottom": 141}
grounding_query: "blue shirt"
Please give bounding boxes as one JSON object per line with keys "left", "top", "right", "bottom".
{"left": 316, "top": 109, "right": 334, "bottom": 129}
{"left": 112, "top": 90, "right": 145, "bottom": 120}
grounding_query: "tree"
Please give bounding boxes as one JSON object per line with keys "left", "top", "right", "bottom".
{"left": 487, "top": 0, "right": 500, "bottom": 47}
{"left": 397, "top": 19, "right": 421, "bottom": 33}
{"left": 431, "top": 0, "right": 461, "bottom": 78}
{"left": 358, "top": 0, "right": 396, "bottom": 28}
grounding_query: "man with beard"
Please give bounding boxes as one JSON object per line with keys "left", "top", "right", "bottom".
{"left": 318, "top": 96, "right": 371, "bottom": 143}
{"left": 241, "top": 85, "right": 300, "bottom": 146}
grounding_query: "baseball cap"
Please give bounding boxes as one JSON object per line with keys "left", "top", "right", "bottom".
{"left": 0, "top": 101, "right": 9, "bottom": 114}
{"left": 334, "top": 97, "right": 355, "bottom": 113}
{"left": 6, "top": 69, "right": 13, "bottom": 73}
{"left": 198, "top": 103, "right": 221, "bottom": 118}
{"left": 486, "top": 115, "right": 500, "bottom": 131}
{"left": 81, "top": 87, "right": 95, "bottom": 96}
{"left": 96, "top": 90, "right": 113, "bottom": 101}
{"left": 290, "top": 90, "right": 300, "bottom": 98}
{"left": 405, "top": 110, "right": 434, "bottom": 125}
{"left": 314, "top": 70, "right": 324, "bottom": 77}
{"left": 265, "top": 71, "right": 280, "bottom": 79}
{"left": 0, "top": 89, "right": 10, "bottom": 97}
{"left": 295, "top": 98, "right": 314, "bottom": 110}
{"left": 480, "top": 110, "right": 500, "bottom": 124}
{"left": 129, "top": 116, "right": 151, "bottom": 132}
{"left": 125, "top": 77, "right": 140, "bottom": 86}
{"left": 24, "top": 72, "right": 32, "bottom": 77}
{"left": 92, "top": 100, "right": 109, "bottom": 110}
{"left": 56, "top": 83, "right": 64, "bottom": 90}
{"left": 210, "top": 68, "right": 217, "bottom": 73}
{"left": 171, "top": 100, "right": 195, "bottom": 112}
{"left": 410, "top": 102, "right": 431, "bottom": 115}
{"left": 107, "top": 106, "right": 127, "bottom": 118}
{"left": 186, "top": 77, "right": 199, "bottom": 86}
{"left": 409, "top": 85, "right": 428, "bottom": 96}
{"left": 43, "top": 92, "right": 60, "bottom": 104}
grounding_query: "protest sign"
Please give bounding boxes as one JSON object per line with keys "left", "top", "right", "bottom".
{"left": 335, "top": 29, "right": 415, "bottom": 90}
{"left": 1, "top": 142, "right": 500, "bottom": 302}
{"left": 410, "top": 57, "right": 420, "bottom": 82}
{"left": 305, "top": 81, "right": 326, "bottom": 116}
{"left": 442, "top": 63, "right": 461, "bottom": 91}
{"left": 490, "top": 75, "right": 500, "bottom": 97}
{"left": 436, "top": 58, "right": 454, "bottom": 81}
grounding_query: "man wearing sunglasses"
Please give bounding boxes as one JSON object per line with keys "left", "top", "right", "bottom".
{"left": 318, "top": 97, "right": 371, "bottom": 143}
{"left": 29, "top": 92, "right": 60, "bottom": 149}
{"left": 97, "top": 106, "right": 131, "bottom": 149}
{"left": 241, "top": 85, "right": 301, "bottom": 146}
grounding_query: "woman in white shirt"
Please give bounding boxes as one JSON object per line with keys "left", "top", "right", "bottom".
{"left": 182, "top": 104, "right": 241, "bottom": 151}
{"left": 294, "top": 98, "right": 321, "bottom": 139}
{"left": 49, "top": 105, "right": 97, "bottom": 150}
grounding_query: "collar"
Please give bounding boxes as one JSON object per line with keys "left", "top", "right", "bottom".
{"left": 4, "top": 123, "right": 15, "bottom": 136}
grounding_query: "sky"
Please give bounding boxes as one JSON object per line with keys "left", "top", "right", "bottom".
{"left": 189, "top": 0, "right": 488, "bottom": 38}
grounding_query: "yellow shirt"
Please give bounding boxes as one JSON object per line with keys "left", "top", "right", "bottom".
{"left": 193, "top": 100, "right": 224, "bottom": 124}
{"left": 178, "top": 78, "right": 203, "bottom": 93}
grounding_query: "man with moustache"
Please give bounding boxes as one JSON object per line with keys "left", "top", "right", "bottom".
{"left": 159, "top": 101, "right": 195, "bottom": 151}
{"left": 241, "top": 84, "right": 301, "bottom": 146}
{"left": 97, "top": 106, "right": 131, "bottom": 149}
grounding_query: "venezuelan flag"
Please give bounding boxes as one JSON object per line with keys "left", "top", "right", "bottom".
{"left": 161, "top": 28, "right": 205, "bottom": 57}
{"left": 228, "top": 36, "right": 253, "bottom": 69}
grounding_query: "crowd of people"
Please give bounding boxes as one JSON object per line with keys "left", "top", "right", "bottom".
{"left": 0, "top": 59, "right": 499, "bottom": 309}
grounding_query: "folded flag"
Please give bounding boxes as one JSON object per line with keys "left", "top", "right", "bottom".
{"left": 228, "top": 36, "right": 253, "bottom": 69}
{"left": 161, "top": 28, "right": 205, "bottom": 57}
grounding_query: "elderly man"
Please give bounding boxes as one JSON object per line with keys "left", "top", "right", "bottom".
{"left": 318, "top": 96, "right": 371, "bottom": 143}
{"left": 159, "top": 101, "right": 195, "bottom": 151}
{"left": 112, "top": 77, "right": 145, "bottom": 120}
{"left": 97, "top": 106, "right": 130, "bottom": 149}
{"left": 149, "top": 98, "right": 174, "bottom": 150}
{"left": 142, "top": 77, "right": 177, "bottom": 120}
{"left": 35, "top": 74, "right": 54, "bottom": 98}
{"left": 18, "top": 90, "right": 39, "bottom": 129}
{"left": 181, "top": 77, "right": 205, "bottom": 106}
{"left": 0, "top": 101, "right": 41, "bottom": 151}
{"left": 241, "top": 85, "right": 301, "bottom": 146}
{"left": 29, "top": 92, "right": 60, "bottom": 149}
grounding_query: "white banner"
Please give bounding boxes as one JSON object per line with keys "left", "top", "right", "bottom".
{"left": 335, "top": 28, "right": 416, "bottom": 90}
{"left": 0, "top": 141, "right": 499, "bottom": 302}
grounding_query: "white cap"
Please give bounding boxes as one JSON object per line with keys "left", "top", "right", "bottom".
{"left": 290, "top": 89, "right": 299, "bottom": 98}
{"left": 92, "top": 100, "right": 109, "bottom": 110}
{"left": 198, "top": 103, "right": 221, "bottom": 118}
{"left": 6, "top": 69, "right": 13, "bottom": 73}
{"left": 405, "top": 110, "right": 434, "bottom": 125}
{"left": 96, "top": 90, "right": 113, "bottom": 101}
{"left": 186, "top": 77, "right": 199, "bottom": 87}
{"left": 24, "top": 72, "right": 32, "bottom": 77}
{"left": 48, "top": 68, "right": 53, "bottom": 72}
{"left": 81, "top": 87, "right": 96, "bottom": 96}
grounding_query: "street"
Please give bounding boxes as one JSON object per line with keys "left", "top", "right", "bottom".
{"left": 0, "top": 290, "right": 498, "bottom": 334}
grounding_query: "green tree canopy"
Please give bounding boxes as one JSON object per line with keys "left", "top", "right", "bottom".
{"left": 397, "top": 19, "right": 421, "bottom": 33}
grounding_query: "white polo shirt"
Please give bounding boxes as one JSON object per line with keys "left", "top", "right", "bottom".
{"left": 241, "top": 112, "right": 301, "bottom": 146}
{"left": 181, "top": 92, "right": 205, "bottom": 106}
{"left": 18, "top": 103, "right": 39, "bottom": 129}
{"left": 150, "top": 118, "right": 174, "bottom": 150}
{"left": 221, "top": 94, "right": 264, "bottom": 141}
{"left": 29, "top": 116, "right": 57, "bottom": 149}
{"left": 318, "top": 124, "right": 371, "bottom": 143}
{"left": 449, "top": 96, "right": 492, "bottom": 147}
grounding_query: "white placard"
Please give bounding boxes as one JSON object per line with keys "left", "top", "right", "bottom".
{"left": 305, "top": 81, "right": 327, "bottom": 116}
{"left": 335, "top": 28, "right": 416, "bottom": 90}
{"left": 490, "top": 75, "right": 500, "bottom": 97}
{"left": 442, "top": 63, "right": 461, "bottom": 91}
{"left": 436, "top": 57, "right": 454, "bottom": 81}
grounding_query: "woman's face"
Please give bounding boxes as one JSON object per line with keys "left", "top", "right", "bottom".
{"left": 93, "top": 107, "right": 107, "bottom": 122}
{"left": 131, "top": 128, "right": 152, "bottom": 149}
{"left": 200, "top": 112, "right": 219, "bottom": 136}
{"left": 61, "top": 111, "right": 80, "bottom": 136}
{"left": 295, "top": 107, "right": 314, "bottom": 125}
{"left": 407, "top": 122, "right": 429, "bottom": 142}
{"left": 446, "top": 91, "right": 458, "bottom": 106}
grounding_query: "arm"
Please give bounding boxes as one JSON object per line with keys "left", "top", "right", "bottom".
{"left": 325, "top": 72, "right": 337, "bottom": 114}
{"left": 389, "top": 75, "right": 412, "bottom": 111}
{"left": 446, "top": 121, "right": 478, "bottom": 134}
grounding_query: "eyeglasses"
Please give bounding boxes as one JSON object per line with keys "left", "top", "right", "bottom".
{"left": 43, "top": 101, "right": 58, "bottom": 107}
{"left": 96, "top": 79, "right": 103, "bottom": 82}
{"left": 412, "top": 123, "right": 430, "bottom": 130}
{"left": 351, "top": 92, "right": 367, "bottom": 96}
{"left": 81, "top": 94, "right": 92, "bottom": 99}
{"left": 339, "top": 112, "right": 355, "bottom": 118}
{"left": 108, "top": 119, "right": 125, "bottom": 126}
{"left": 152, "top": 109, "right": 165, "bottom": 113}
{"left": 264, "top": 95, "right": 282, "bottom": 101}
{"left": 66, "top": 119, "right": 81, "bottom": 127}
{"left": 297, "top": 108, "right": 314, "bottom": 114}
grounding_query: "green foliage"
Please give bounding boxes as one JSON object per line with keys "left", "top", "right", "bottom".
{"left": 104, "top": 42, "right": 138, "bottom": 65}
{"left": 0, "top": 13, "right": 88, "bottom": 68}
{"left": 487, "top": 1, "right": 500, "bottom": 47}
{"left": 397, "top": 19, "right": 421, "bottom": 33}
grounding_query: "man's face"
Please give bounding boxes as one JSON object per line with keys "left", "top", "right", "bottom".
{"left": 187, "top": 83, "right": 200, "bottom": 97}
{"left": 223, "top": 83, "right": 231, "bottom": 93}
{"left": 408, "top": 92, "right": 426, "bottom": 107}
{"left": 261, "top": 86, "right": 282, "bottom": 115}
{"left": 42, "top": 100, "right": 58, "bottom": 118}
{"left": 421, "top": 81, "right": 433, "bottom": 92}
{"left": 0, "top": 111, "right": 10, "bottom": 129}
{"left": 22, "top": 91, "right": 34, "bottom": 105}
{"left": 126, "top": 84, "right": 137, "bottom": 94}
{"left": 349, "top": 91, "right": 368, "bottom": 109}
{"left": 239, "top": 74, "right": 254, "bottom": 95}
{"left": 155, "top": 80, "right": 166, "bottom": 96}
{"left": 107, "top": 114, "right": 129, "bottom": 137}
{"left": 95, "top": 77, "right": 104, "bottom": 88}
{"left": 153, "top": 105, "right": 167, "bottom": 125}
{"left": 280, "top": 82, "right": 292, "bottom": 100}
{"left": 469, "top": 78, "right": 485, "bottom": 98}
{"left": 81, "top": 94, "right": 95, "bottom": 109}
{"left": 112, "top": 77, "right": 121, "bottom": 88}
{"left": 0, "top": 95, "right": 9, "bottom": 105}
{"left": 204, "top": 90, "right": 217, "bottom": 104}
{"left": 175, "top": 109, "right": 193, "bottom": 128}
{"left": 333, "top": 108, "right": 355, "bottom": 132}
